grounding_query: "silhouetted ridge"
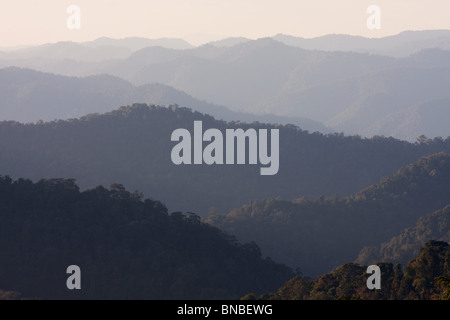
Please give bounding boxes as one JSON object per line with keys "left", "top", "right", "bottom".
{"left": 207, "top": 153, "right": 450, "bottom": 277}
{"left": 0, "top": 175, "right": 293, "bottom": 299}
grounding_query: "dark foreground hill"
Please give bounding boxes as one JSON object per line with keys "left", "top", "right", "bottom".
{"left": 1, "top": 104, "right": 450, "bottom": 215}
{"left": 263, "top": 241, "right": 450, "bottom": 300}
{"left": 0, "top": 176, "right": 293, "bottom": 299}
{"left": 206, "top": 153, "right": 450, "bottom": 277}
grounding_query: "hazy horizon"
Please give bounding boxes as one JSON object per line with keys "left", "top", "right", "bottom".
{"left": 2, "top": 1, "right": 450, "bottom": 47}
{"left": 4, "top": 29, "right": 450, "bottom": 51}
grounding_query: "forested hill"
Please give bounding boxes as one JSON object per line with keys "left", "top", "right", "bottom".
{"left": 206, "top": 153, "right": 450, "bottom": 277}
{"left": 1, "top": 104, "right": 450, "bottom": 215}
{"left": 356, "top": 205, "right": 450, "bottom": 266}
{"left": 0, "top": 176, "right": 293, "bottom": 299}
{"left": 263, "top": 241, "right": 450, "bottom": 300}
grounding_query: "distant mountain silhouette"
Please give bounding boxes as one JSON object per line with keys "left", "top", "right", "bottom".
{"left": 0, "top": 67, "right": 327, "bottom": 132}
{"left": 2, "top": 32, "right": 450, "bottom": 140}
{"left": 104, "top": 39, "right": 450, "bottom": 141}
{"left": 84, "top": 36, "right": 194, "bottom": 51}
{"left": 205, "top": 37, "right": 252, "bottom": 47}
{"left": 273, "top": 30, "right": 450, "bottom": 57}
{"left": 0, "top": 37, "right": 193, "bottom": 62}
{"left": 363, "top": 98, "right": 450, "bottom": 141}
{"left": 0, "top": 41, "right": 132, "bottom": 62}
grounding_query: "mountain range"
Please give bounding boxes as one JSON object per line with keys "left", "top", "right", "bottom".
{"left": 1, "top": 30, "right": 450, "bottom": 300}
{"left": 272, "top": 30, "right": 450, "bottom": 57}
{"left": 206, "top": 152, "right": 450, "bottom": 277}
{"left": 2, "top": 31, "right": 450, "bottom": 141}
{"left": 0, "top": 67, "right": 327, "bottom": 132}
{"left": 1, "top": 104, "right": 450, "bottom": 216}
{"left": 1, "top": 117, "right": 449, "bottom": 298}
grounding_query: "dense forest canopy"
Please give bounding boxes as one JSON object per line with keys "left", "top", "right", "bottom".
{"left": 262, "top": 241, "right": 450, "bottom": 300}
{"left": 206, "top": 153, "right": 450, "bottom": 277}
{"left": 0, "top": 176, "right": 293, "bottom": 299}
{"left": 1, "top": 104, "right": 450, "bottom": 215}
{"left": 1, "top": 31, "right": 450, "bottom": 301}
{"left": 356, "top": 205, "right": 450, "bottom": 266}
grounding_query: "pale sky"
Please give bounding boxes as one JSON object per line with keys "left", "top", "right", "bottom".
{"left": 1, "top": 0, "right": 450, "bottom": 47}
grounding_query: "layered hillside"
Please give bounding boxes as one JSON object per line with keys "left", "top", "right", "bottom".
{"left": 356, "top": 205, "right": 450, "bottom": 266}
{"left": 1, "top": 104, "right": 449, "bottom": 214}
{"left": 207, "top": 153, "right": 450, "bottom": 277}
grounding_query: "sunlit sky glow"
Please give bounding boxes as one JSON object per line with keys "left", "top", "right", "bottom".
{"left": 1, "top": 0, "right": 450, "bottom": 47}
